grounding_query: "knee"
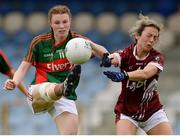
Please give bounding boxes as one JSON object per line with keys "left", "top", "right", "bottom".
{"left": 39, "top": 83, "right": 58, "bottom": 102}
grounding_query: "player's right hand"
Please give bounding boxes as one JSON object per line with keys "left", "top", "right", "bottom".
{"left": 103, "top": 70, "right": 129, "bottom": 82}
{"left": 3, "top": 79, "right": 16, "bottom": 90}
{"left": 27, "top": 92, "right": 33, "bottom": 101}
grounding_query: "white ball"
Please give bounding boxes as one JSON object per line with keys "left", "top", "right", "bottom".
{"left": 65, "top": 37, "right": 92, "bottom": 64}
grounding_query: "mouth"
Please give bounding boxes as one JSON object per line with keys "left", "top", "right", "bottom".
{"left": 58, "top": 30, "right": 66, "bottom": 34}
{"left": 147, "top": 43, "right": 152, "bottom": 48}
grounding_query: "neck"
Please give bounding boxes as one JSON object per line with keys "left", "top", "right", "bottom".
{"left": 54, "top": 35, "right": 66, "bottom": 44}
{"left": 136, "top": 44, "right": 149, "bottom": 59}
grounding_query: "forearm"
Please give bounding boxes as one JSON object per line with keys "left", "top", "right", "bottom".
{"left": 9, "top": 69, "right": 28, "bottom": 96}
{"left": 89, "top": 41, "right": 109, "bottom": 58}
{"left": 127, "top": 70, "right": 148, "bottom": 81}
{"left": 127, "top": 64, "right": 158, "bottom": 81}
{"left": 13, "top": 61, "right": 31, "bottom": 86}
{"left": 17, "top": 82, "right": 28, "bottom": 96}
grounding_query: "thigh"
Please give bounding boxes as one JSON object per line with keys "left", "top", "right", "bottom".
{"left": 116, "top": 114, "right": 138, "bottom": 135}
{"left": 147, "top": 122, "right": 173, "bottom": 135}
{"left": 48, "top": 97, "right": 78, "bottom": 134}
{"left": 28, "top": 83, "right": 54, "bottom": 113}
{"left": 48, "top": 97, "right": 78, "bottom": 119}
{"left": 145, "top": 109, "right": 173, "bottom": 135}
{"left": 55, "top": 111, "right": 78, "bottom": 135}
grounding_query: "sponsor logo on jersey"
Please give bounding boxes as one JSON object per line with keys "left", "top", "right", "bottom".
{"left": 47, "top": 62, "right": 71, "bottom": 71}
{"left": 43, "top": 49, "right": 66, "bottom": 59}
{"left": 37, "top": 59, "right": 72, "bottom": 72}
{"left": 44, "top": 53, "right": 53, "bottom": 57}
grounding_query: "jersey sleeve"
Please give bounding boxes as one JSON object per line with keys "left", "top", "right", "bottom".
{"left": 0, "top": 50, "right": 12, "bottom": 75}
{"left": 148, "top": 53, "right": 164, "bottom": 71}
{"left": 23, "top": 37, "right": 38, "bottom": 65}
{"left": 115, "top": 47, "right": 130, "bottom": 67}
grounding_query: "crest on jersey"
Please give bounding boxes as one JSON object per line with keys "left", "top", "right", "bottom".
{"left": 155, "top": 56, "right": 160, "bottom": 62}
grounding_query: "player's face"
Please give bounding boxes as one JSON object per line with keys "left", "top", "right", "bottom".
{"left": 50, "top": 13, "right": 71, "bottom": 40}
{"left": 136, "top": 26, "right": 159, "bottom": 52}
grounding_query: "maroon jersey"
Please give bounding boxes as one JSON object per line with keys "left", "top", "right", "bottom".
{"left": 115, "top": 44, "right": 164, "bottom": 122}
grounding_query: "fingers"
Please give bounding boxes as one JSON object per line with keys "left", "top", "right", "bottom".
{"left": 100, "top": 58, "right": 113, "bottom": 67}
{"left": 103, "top": 71, "right": 113, "bottom": 76}
{"left": 103, "top": 53, "right": 109, "bottom": 57}
{"left": 103, "top": 71, "right": 110, "bottom": 76}
{"left": 100, "top": 53, "right": 112, "bottom": 67}
{"left": 3, "top": 79, "right": 16, "bottom": 90}
{"left": 28, "top": 93, "right": 33, "bottom": 101}
{"left": 103, "top": 71, "right": 120, "bottom": 82}
{"left": 103, "top": 71, "right": 115, "bottom": 79}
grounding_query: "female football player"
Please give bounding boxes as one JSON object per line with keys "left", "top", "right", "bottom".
{"left": 4, "top": 5, "right": 108, "bottom": 135}
{"left": 100, "top": 14, "right": 173, "bottom": 135}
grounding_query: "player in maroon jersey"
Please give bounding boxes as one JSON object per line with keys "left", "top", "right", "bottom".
{"left": 0, "top": 49, "right": 28, "bottom": 96}
{"left": 100, "top": 14, "right": 173, "bottom": 135}
{"left": 4, "top": 5, "right": 108, "bottom": 135}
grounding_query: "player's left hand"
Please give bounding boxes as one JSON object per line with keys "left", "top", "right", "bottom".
{"left": 100, "top": 53, "right": 112, "bottom": 67}
{"left": 103, "top": 70, "right": 129, "bottom": 82}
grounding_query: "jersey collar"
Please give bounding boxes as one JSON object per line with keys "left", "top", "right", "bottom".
{"left": 133, "top": 45, "right": 150, "bottom": 60}
{"left": 53, "top": 31, "right": 72, "bottom": 48}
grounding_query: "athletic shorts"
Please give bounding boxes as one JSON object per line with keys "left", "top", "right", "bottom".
{"left": 118, "top": 109, "right": 169, "bottom": 132}
{"left": 27, "top": 82, "right": 78, "bottom": 119}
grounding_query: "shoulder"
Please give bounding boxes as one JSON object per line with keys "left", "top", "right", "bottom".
{"left": 0, "top": 49, "right": 7, "bottom": 59}
{"left": 30, "top": 32, "right": 52, "bottom": 48}
{"left": 0, "top": 49, "right": 3, "bottom": 56}
{"left": 151, "top": 48, "right": 163, "bottom": 55}
{"left": 150, "top": 49, "right": 164, "bottom": 60}
{"left": 31, "top": 32, "right": 52, "bottom": 45}
{"left": 71, "top": 31, "right": 89, "bottom": 40}
{"left": 118, "top": 44, "right": 134, "bottom": 55}
{"left": 0, "top": 49, "right": 11, "bottom": 66}
{"left": 149, "top": 49, "right": 165, "bottom": 67}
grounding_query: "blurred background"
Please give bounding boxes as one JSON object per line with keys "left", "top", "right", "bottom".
{"left": 0, "top": 0, "right": 180, "bottom": 134}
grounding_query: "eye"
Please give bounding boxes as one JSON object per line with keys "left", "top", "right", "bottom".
{"left": 54, "top": 20, "right": 60, "bottom": 24}
{"left": 62, "top": 20, "right": 68, "bottom": 24}
{"left": 154, "top": 36, "right": 158, "bottom": 41}
{"left": 146, "top": 34, "right": 151, "bottom": 38}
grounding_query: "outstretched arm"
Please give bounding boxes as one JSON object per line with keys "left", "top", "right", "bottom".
{"left": 88, "top": 40, "right": 109, "bottom": 58}
{"left": 127, "top": 64, "right": 159, "bottom": 81}
{"left": 104, "top": 64, "right": 159, "bottom": 82}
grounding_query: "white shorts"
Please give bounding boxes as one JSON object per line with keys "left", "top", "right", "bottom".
{"left": 27, "top": 82, "right": 78, "bottom": 119}
{"left": 48, "top": 96, "right": 78, "bottom": 120}
{"left": 120, "top": 109, "right": 169, "bottom": 132}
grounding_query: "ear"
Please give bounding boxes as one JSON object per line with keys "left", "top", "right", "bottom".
{"left": 134, "top": 32, "right": 140, "bottom": 40}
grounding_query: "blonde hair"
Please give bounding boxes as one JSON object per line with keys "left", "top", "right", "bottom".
{"left": 129, "top": 14, "right": 163, "bottom": 39}
{"left": 48, "top": 5, "right": 72, "bottom": 24}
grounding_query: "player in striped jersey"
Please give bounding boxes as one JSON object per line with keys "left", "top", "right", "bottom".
{"left": 100, "top": 14, "right": 173, "bottom": 135}
{"left": 4, "top": 5, "right": 108, "bottom": 134}
{"left": 0, "top": 49, "right": 28, "bottom": 96}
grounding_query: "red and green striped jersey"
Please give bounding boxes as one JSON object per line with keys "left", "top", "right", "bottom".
{"left": 24, "top": 31, "right": 85, "bottom": 100}
{"left": 0, "top": 49, "right": 12, "bottom": 76}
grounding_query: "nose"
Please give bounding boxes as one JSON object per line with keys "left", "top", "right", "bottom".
{"left": 59, "top": 23, "right": 64, "bottom": 28}
{"left": 149, "top": 36, "right": 156, "bottom": 44}
{"left": 150, "top": 36, "right": 154, "bottom": 42}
